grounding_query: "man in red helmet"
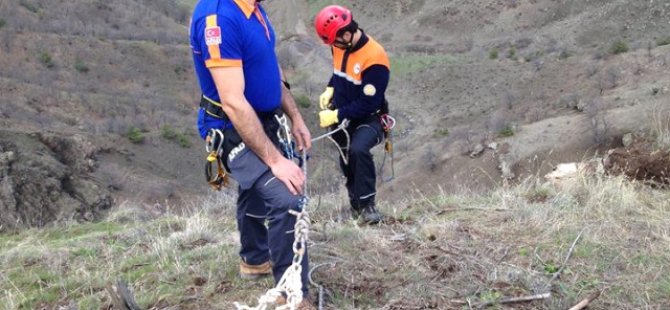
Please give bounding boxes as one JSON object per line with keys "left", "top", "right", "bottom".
{"left": 315, "top": 5, "right": 390, "bottom": 225}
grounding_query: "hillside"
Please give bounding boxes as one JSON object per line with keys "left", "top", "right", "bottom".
{"left": 1, "top": 0, "right": 670, "bottom": 228}
{"left": 266, "top": 0, "right": 670, "bottom": 202}
{"left": 0, "top": 0, "right": 201, "bottom": 230}
{"left": 1, "top": 0, "right": 670, "bottom": 309}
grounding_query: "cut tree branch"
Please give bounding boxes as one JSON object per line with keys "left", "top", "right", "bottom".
{"left": 568, "top": 291, "right": 601, "bottom": 310}
{"left": 450, "top": 293, "right": 551, "bottom": 309}
{"left": 548, "top": 228, "right": 585, "bottom": 285}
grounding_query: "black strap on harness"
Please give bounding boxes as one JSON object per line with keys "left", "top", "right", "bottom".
{"left": 200, "top": 95, "right": 229, "bottom": 120}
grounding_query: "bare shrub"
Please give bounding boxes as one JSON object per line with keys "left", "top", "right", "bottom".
{"left": 421, "top": 146, "right": 437, "bottom": 172}
{"left": 524, "top": 106, "right": 547, "bottom": 123}
{"left": 599, "top": 67, "right": 620, "bottom": 92}
{"left": 502, "top": 91, "right": 516, "bottom": 110}
{"left": 487, "top": 109, "right": 512, "bottom": 134}
{"left": 585, "top": 98, "right": 609, "bottom": 145}
{"left": 559, "top": 93, "right": 580, "bottom": 110}
{"left": 585, "top": 62, "right": 599, "bottom": 77}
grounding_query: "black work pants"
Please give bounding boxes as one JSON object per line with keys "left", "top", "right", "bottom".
{"left": 331, "top": 116, "right": 384, "bottom": 210}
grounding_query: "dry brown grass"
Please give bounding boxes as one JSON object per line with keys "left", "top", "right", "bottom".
{"left": 1, "top": 170, "right": 669, "bottom": 309}
{"left": 306, "top": 173, "right": 670, "bottom": 309}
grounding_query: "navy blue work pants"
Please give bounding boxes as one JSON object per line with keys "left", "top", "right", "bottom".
{"left": 224, "top": 125, "right": 309, "bottom": 295}
{"left": 332, "top": 116, "right": 384, "bottom": 210}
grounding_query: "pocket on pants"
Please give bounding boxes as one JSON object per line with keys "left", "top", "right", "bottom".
{"left": 227, "top": 144, "right": 269, "bottom": 190}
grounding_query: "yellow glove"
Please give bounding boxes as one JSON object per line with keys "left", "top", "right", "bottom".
{"left": 319, "top": 109, "right": 339, "bottom": 128}
{"left": 319, "top": 87, "right": 334, "bottom": 110}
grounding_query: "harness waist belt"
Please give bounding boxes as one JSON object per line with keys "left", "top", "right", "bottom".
{"left": 199, "top": 95, "right": 283, "bottom": 122}
{"left": 200, "top": 95, "right": 228, "bottom": 120}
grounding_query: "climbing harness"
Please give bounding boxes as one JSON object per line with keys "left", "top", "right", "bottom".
{"left": 204, "top": 129, "right": 229, "bottom": 191}
{"left": 378, "top": 114, "right": 396, "bottom": 182}
{"left": 311, "top": 119, "right": 351, "bottom": 165}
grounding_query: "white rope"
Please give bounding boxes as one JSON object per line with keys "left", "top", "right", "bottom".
{"left": 311, "top": 119, "right": 350, "bottom": 165}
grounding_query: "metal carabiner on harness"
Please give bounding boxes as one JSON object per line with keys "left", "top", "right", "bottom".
{"left": 206, "top": 129, "right": 225, "bottom": 159}
{"left": 274, "top": 113, "right": 310, "bottom": 167}
{"left": 205, "top": 129, "right": 229, "bottom": 191}
{"left": 274, "top": 114, "right": 294, "bottom": 158}
{"left": 379, "top": 114, "right": 396, "bottom": 182}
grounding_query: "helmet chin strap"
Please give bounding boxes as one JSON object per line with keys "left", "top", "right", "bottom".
{"left": 343, "top": 33, "right": 354, "bottom": 49}
{"left": 334, "top": 31, "right": 354, "bottom": 50}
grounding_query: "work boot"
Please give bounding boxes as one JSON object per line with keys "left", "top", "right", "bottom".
{"left": 239, "top": 261, "right": 272, "bottom": 280}
{"left": 358, "top": 205, "right": 382, "bottom": 225}
{"left": 350, "top": 206, "right": 362, "bottom": 220}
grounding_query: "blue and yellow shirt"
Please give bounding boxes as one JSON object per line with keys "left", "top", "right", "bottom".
{"left": 190, "top": 0, "right": 281, "bottom": 138}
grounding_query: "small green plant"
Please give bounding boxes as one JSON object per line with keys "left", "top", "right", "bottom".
{"left": 507, "top": 46, "right": 517, "bottom": 60}
{"left": 127, "top": 127, "right": 145, "bottom": 144}
{"left": 657, "top": 37, "right": 670, "bottom": 47}
{"left": 174, "top": 65, "right": 187, "bottom": 75}
{"left": 161, "top": 125, "right": 191, "bottom": 148}
{"left": 489, "top": 48, "right": 499, "bottom": 60}
{"left": 176, "top": 133, "right": 191, "bottom": 148}
{"left": 524, "top": 51, "right": 543, "bottom": 62}
{"left": 498, "top": 125, "right": 514, "bottom": 137}
{"left": 544, "top": 262, "right": 560, "bottom": 274}
{"left": 559, "top": 49, "right": 572, "bottom": 60}
{"left": 161, "top": 125, "right": 178, "bottom": 140}
{"left": 480, "top": 290, "right": 502, "bottom": 303}
{"left": 74, "top": 59, "right": 89, "bottom": 73}
{"left": 518, "top": 247, "right": 528, "bottom": 257}
{"left": 433, "top": 128, "right": 449, "bottom": 137}
{"left": 610, "top": 40, "right": 629, "bottom": 55}
{"left": 526, "top": 187, "right": 552, "bottom": 203}
{"left": 0, "top": 19, "right": 6, "bottom": 29}
{"left": 294, "top": 94, "right": 311, "bottom": 109}
{"left": 40, "top": 52, "right": 54, "bottom": 69}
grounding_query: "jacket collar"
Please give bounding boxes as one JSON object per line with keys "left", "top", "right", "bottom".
{"left": 233, "top": 0, "right": 255, "bottom": 19}
{"left": 348, "top": 29, "right": 369, "bottom": 53}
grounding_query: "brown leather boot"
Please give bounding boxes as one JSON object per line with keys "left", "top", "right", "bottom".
{"left": 239, "top": 261, "right": 272, "bottom": 280}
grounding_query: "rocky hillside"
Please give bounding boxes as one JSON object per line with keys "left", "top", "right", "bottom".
{"left": 1, "top": 0, "right": 669, "bottom": 230}
{"left": 266, "top": 0, "right": 670, "bottom": 201}
{"left": 0, "top": 0, "right": 201, "bottom": 230}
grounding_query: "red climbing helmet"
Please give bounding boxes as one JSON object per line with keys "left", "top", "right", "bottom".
{"left": 314, "top": 5, "right": 353, "bottom": 45}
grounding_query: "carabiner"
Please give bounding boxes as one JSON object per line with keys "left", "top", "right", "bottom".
{"left": 205, "top": 129, "right": 225, "bottom": 156}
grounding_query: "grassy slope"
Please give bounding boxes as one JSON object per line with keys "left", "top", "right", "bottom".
{"left": 2, "top": 173, "right": 669, "bottom": 309}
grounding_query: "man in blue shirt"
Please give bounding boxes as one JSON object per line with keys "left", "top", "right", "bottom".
{"left": 190, "top": 0, "right": 314, "bottom": 307}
